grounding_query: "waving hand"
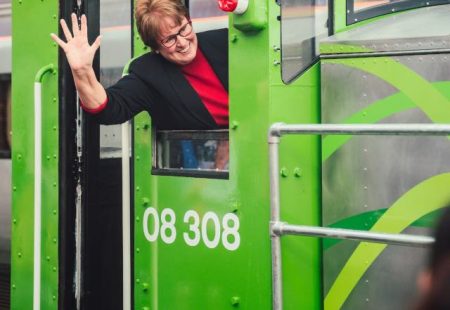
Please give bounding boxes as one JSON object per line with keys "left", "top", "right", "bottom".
{"left": 51, "top": 13, "right": 102, "bottom": 74}
{"left": 50, "top": 13, "right": 107, "bottom": 110}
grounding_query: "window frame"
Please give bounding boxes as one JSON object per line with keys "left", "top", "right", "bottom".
{"left": 151, "top": 129, "right": 229, "bottom": 180}
{"left": 346, "top": 0, "right": 450, "bottom": 25}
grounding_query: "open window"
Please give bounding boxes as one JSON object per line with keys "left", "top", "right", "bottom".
{"left": 151, "top": 0, "right": 229, "bottom": 179}
{"left": 346, "top": 0, "right": 450, "bottom": 25}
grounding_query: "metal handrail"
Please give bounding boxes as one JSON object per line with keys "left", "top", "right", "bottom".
{"left": 268, "top": 123, "right": 450, "bottom": 310}
{"left": 34, "top": 64, "right": 55, "bottom": 310}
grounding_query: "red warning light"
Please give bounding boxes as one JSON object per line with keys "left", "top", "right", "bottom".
{"left": 218, "top": 0, "right": 238, "bottom": 12}
{"left": 218, "top": 0, "right": 248, "bottom": 14}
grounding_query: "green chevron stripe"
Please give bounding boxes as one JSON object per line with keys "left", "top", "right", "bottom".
{"left": 324, "top": 173, "right": 450, "bottom": 309}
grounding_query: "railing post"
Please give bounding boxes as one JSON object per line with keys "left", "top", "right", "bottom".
{"left": 269, "top": 123, "right": 284, "bottom": 310}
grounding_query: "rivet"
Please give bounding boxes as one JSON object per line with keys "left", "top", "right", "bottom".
{"left": 136, "top": 187, "right": 140, "bottom": 192}
{"left": 273, "top": 60, "right": 280, "bottom": 66}
{"left": 52, "top": 71, "right": 56, "bottom": 75}
{"left": 142, "top": 197, "right": 149, "bottom": 206}
{"left": 142, "top": 307, "right": 150, "bottom": 310}
{"left": 293, "top": 168, "right": 302, "bottom": 178}
{"left": 53, "top": 183, "right": 57, "bottom": 187}
{"left": 136, "top": 248, "right": 140, "bottom": 253}
{"left": 53, "top": 15, "right": 57, "bottom": 19}
{"left": 53, "top": 126, "right": 57, "bottom": 131}
{"left": 136, "top": 278, "right": 140, "bottom": 283}
{"left": 17, "top": 154, "right": 22, "bottom": 160}
{"left": 46, "top": 155, "right": 51, "bottom": 160}
{"left": 53, "top": 267, "right": 57, "bottom": 272}
{"left": 230, "top": 34, "right": 238, "bottom": 43}
{"left": 273, "top": 45, "right": 280, "bottom": 52}
{"left": 53, "top": 238, "right": 57, "bottom": 244}
{"left": 13, "top": 186, "right": 17, "bottom": 191}
{"left": 142, "top": 282, "right": 149, "bottom": 292}
{"left": 13, "top": 218, "right": 17, "bottom": 224}
{"left": 136, "top": 126, "right": 140, "bottom": 131}
{"left": 53, "top": 295, "right": 56, "bottom": 300}
{"left": 46, "top": 256, "right": 50, "bottom": 261}
{"left": 12, "top": 284, "right": 16, "bottom": 290}
{"left": 136, "top": 35, "right": 140, "bottom": 40}
{"left": 143, "top": 123, "right": 150, "bottom": 130}
{"left": 53, "top": 42, "right": 57, "bottom": 47}
{"left": 53, "top": 97, "right": 57, "bottom": 102}
{"left": 136, "top": 216, "right": 140, "bottom": 222}
{"left": 231, "top": 202, "right": 239, "bottom": 213}
{"left": 280, "top": 167, "right": 288, "bottom": 177}
{"left": 18, "top": 0, "right": 22, "bottom": 4}
{"left": 230, "top": 296, "right": 240, "bottom": 306}
{"left": 231, "top": 121, "right": 239, "bottom": 130}
{"left": 53, "top": 154, "right": 57, "bottom": 159}
{"left": 18, "top": 252, "right": 22, "bottom": 258}
{"left": 136, "top": 155, "right": 140, "bottom": 161}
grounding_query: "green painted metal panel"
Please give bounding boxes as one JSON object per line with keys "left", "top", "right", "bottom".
{"left": 132, "top": 0, "right": 322, "bottom": 308}
{"left": 11, "top": 1, "right": 59, "bottom": 309}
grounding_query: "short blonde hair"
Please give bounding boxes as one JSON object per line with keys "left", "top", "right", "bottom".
{"left": 135, "top": 0, "right": 189, "bottom": 50}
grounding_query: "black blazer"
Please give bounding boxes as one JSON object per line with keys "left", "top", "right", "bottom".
{"left": 93, "top": 28, "right": 228, "bottom": 130}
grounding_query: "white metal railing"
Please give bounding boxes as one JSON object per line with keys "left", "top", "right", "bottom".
{"left": 268, "top": 123, "right": 450, "bottom": 310}
{"left": 34, "top": 64, "right": 54, "bottom": 310}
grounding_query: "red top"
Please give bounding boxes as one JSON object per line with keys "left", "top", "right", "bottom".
{"left": 181, "top": 49, "right": 229, "bottom": 127}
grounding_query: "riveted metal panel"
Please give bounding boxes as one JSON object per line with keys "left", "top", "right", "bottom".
{"left": 321, "top": 53, "right": 450, "bottom": 309}
{"left": 11, "top": 0, "right": 59, "bottom": 309}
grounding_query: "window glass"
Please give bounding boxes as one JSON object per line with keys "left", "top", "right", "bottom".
{"left": 281, "top": 0, "right": 329, "bottom": 83}
{"left": 189, "top": 0, "right": 228, "bottom": 32}
{"left": 0, "top": 0, "right": 11, "bottom": 37}
{"left": 154, "top": 130, "right": 229, "bottom": 178}
{"left": 0, "top": 80, "right": 10, "bottom": 158}
{"left": 99, "top": 0, "right": 132, "bottom": 158}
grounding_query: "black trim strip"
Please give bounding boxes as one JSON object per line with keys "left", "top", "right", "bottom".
{"left": 58, "top": 0, "right": 79, "bottom": 309}
{"left": 320, "top": 48, "right": 450, "bottom": 59}
{"left": 152, "top": 168, "right": 229, "bottom": 179}
{"left": 346, "top": 0, "right": 450, "bottom": 26}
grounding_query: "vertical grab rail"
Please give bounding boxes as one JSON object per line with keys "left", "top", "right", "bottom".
{"left": 34, "top": 64, "right": 55, "bottom": 310}
{"left": 121, "top": 60, "right": 135, "bottom": 310}
{"left": 268, "top": 123, "right": 450, "bottom": 310}
{"left": 122, "top": 120, "right": 131, "bottom": 310}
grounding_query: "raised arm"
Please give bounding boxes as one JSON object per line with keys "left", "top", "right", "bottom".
{"left": 51, "top": 13, "right": 106, "bottom": 109}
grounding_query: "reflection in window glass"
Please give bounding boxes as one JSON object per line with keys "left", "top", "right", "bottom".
{"left": 155, "top": 130, "right": 229, "bottom": 174}
{"left": 99, "top": 0, "right": 132, "bottom": 158}
{"left": 281, "top": 0, "right": 329, "bottom": 83}
{"left": 354, "top": 0, "right": 391, "bottom": 11}
{"left": 189, "top": 0, "right": 227, "bottom": 18}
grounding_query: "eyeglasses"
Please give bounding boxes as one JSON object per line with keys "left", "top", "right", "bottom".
{"left": 160, "top": 21, "right": 193, "bottom": 48}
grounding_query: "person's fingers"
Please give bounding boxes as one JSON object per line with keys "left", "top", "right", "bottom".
{"left": 81, "top": 14, "right": 88, "bottom": 37}
{"left": 71, "top": 13, "right": 80, "bottom": 36}
{"left": 50, "top": 33, "right": 67, "bottom": 50}
{"left": 60, "top": 19, "right": 73, "bottom": 41}
{"left": 91, "top": 35, "right": 102, "bottom": 51}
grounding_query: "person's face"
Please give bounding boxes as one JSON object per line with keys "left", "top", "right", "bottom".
{"left": 157, "top": 16, "right": 198, "bottom": 66}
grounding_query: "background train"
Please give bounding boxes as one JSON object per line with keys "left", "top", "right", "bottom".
{"left": 4, "top": 0, "right": 450, "bottom": 309}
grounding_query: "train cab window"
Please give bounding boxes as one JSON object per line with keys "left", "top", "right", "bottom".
{"left": 346, "top": 0, "right": 450, "bottom": 25}
{"left": 281, "top": 0, "right": 329, "bottom": 82}
{"left": 98, "top": 0, "right": 132, "bottom": 158}
{"left": 0, "top": 79, "right": 11, "bottom": 158}
{"left": 153, "top": 130, "right": 228, "bottom": 179}
{"left": 150, "top": 1, "right": 229, "bottom": 179}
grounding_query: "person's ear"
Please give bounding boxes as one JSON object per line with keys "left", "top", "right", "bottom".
{"left": 417, "top": 270, "right": 432, "bottom": 295}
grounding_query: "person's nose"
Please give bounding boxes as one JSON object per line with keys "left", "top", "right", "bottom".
{"left": 176, "top": 36, "right": 189, "bottom": 49}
